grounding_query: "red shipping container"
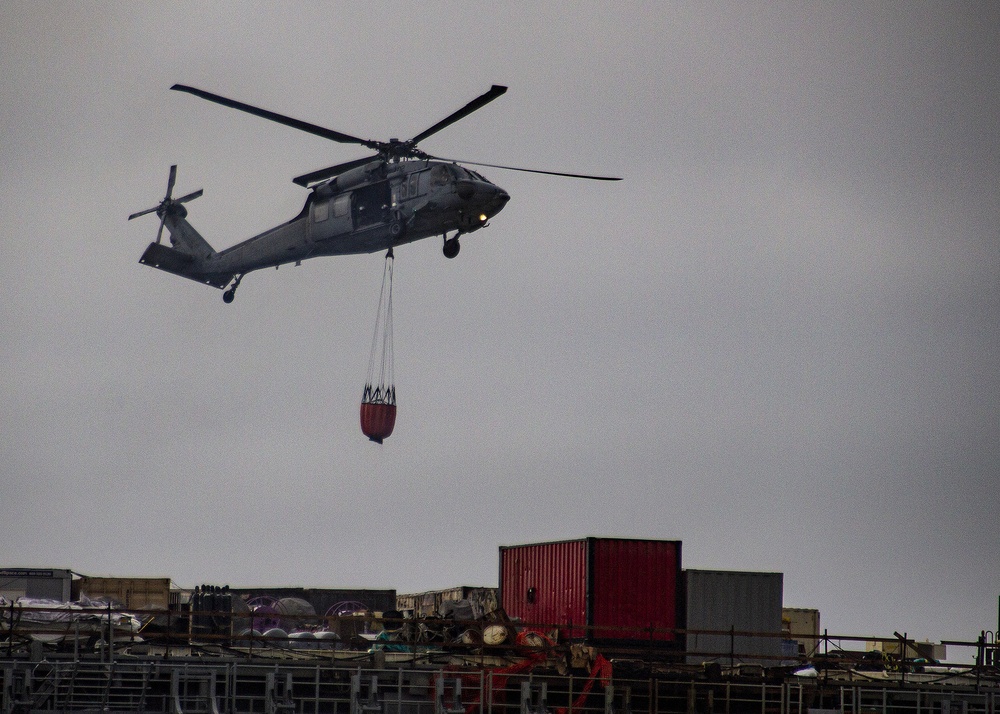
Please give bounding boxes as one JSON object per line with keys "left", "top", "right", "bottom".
{"left": 499, "top": 537, "right": 681, "bottom": 643}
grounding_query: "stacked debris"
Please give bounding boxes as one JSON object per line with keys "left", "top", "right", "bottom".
{"left": 0, "top": 596, "right": 143, "bottom": 651}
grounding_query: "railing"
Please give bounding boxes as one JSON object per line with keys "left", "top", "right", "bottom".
{"left": 2, "top": 660, "right": 999, "bottom": 714}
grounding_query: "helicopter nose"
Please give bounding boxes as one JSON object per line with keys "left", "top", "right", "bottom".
{"left": 491, "top": 187, "right": 510, "bottom": 213}
{"left": 456, "top": 180, "right": 476, "bottom": 201}
{"left": 480, "top": 183, "right": 508, "bottom": 206}
{"left": 469, "top": 185, "right": 510, "bottom": 229}
{"left": 458, "top": 180, "right": 509, "bottom": 207}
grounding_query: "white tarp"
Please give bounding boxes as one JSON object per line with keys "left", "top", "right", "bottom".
{"left": 0, "top": 596, "right": 142, "bottom": 643}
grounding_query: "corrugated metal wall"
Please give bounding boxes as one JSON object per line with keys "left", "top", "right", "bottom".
{"left": 684, "top": 569, "right": 784, "bottom": 666}
{"left": 500, "top": 539, "right": 589, "bottom": 637}
{"left": 591, "top": 539, "right": 680, "bottom": 641}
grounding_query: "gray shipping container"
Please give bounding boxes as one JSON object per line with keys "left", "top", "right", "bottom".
{"left": 684, "top": 569, "right": 783, "bottom": 666}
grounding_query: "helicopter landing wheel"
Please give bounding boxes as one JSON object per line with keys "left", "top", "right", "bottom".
{"left": 443, "top": 236, "right": 460, "bottom": 259}
{"left": 223, "top": 274, "right": 243, "bottom": 303}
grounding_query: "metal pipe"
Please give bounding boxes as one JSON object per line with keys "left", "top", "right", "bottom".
{"left": 107, "top": 600, "right": 114, "bottom": 666}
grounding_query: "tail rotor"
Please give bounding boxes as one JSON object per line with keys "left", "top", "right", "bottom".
{"left": 128, "top": 165, "right": 203, "bottom": 243}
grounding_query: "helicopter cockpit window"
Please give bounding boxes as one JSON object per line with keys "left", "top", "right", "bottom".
{"left": 430, "top": 164, "right": 452, "bottom": 186}
{"left": 313, "top": 198, "right": 329, "bottom": 222}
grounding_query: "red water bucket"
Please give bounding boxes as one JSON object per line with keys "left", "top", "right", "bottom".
{"left": 360, "top": 401, "right": 396, "bottom": 443}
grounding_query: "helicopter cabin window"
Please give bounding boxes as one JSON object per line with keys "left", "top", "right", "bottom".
{"left": 353, "top": 181, "right": 391, "bottom": 227}
{"left": 313, "top": 198, "right": 329, "bottom": 222}
{"left": 333, "top": 193, "right": 351, "bottom": 218}
{"left": 393, "top": 173, "right": 421, "bottom": 205}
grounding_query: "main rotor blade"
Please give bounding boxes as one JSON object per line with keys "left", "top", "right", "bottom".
{"left": 436, "top": 157, "right": 622, "bottom": 181}
{"left": 171, "top": 84, "right": 381, "bottom": 150}
{"left": 292, "top": 155, "right": 381, "bottom": 187}
{"left": 408, "top": 85, "right": 508, "bottom": 146}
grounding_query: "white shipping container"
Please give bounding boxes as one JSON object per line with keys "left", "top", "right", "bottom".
{"left": 0, "top": 568, "right": 73, "bottom": 602}
{"left": 783, "top": 607, "right": 821, "bottom": 656}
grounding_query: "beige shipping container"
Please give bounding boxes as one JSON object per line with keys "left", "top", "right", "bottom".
{"left": 73, "top": 577, "right": 171, "bottom": 611}
{"left": 867, "top": 638, "right": 946, "bottom": 662}
{"left": 782, "top": 607, "right": 820, "bottom": 656}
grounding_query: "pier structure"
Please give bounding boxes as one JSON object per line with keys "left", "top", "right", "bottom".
{"left": 3, "top": 611, "right": 999, "bottom": 714}
{"left": 2, "top": 652, "right": 1000, "bottom": 714}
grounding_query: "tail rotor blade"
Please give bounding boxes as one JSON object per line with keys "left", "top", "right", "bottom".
{"left": 129, "top": 166, "right": 201, "bottom": 236}
{"left": 175, "top": 188, "right": 203, "bottom": 204}
{"left": 165, "top": 164, "right": 177, "bottom": 199}
{"left": 128, "top": 206, "right": 158, "bottom": 221}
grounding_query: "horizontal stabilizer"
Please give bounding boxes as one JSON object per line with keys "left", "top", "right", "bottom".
{"left": 139, "top": 243, "right": 234, "bottom": 289}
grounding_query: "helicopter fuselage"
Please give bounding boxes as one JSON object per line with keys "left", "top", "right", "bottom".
{"left": 141, "top": 159, "right": 509, "bottom": 292}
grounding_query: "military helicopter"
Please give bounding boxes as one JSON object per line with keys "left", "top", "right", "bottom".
{"left": 129, "top": 84, "right": 620, "bottom": 303}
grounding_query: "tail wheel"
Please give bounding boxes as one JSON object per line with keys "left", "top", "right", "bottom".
{"left": 443, "top": 237, "right": 460, "bottom": 259}
{"left": 222, "top": 274, "right": 243, "bottom": 304}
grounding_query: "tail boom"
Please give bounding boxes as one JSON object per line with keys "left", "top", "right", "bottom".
{"left": 139, "top": 242, "right": 234, "bottom": 289}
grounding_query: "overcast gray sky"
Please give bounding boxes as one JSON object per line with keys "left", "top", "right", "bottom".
{"left": 2, "top": 2, "right": 998, "bottom": 655}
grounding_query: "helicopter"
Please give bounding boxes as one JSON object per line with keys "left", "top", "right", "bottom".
{"left": 129, "top": 84, "right": 621, "bottom": 303}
